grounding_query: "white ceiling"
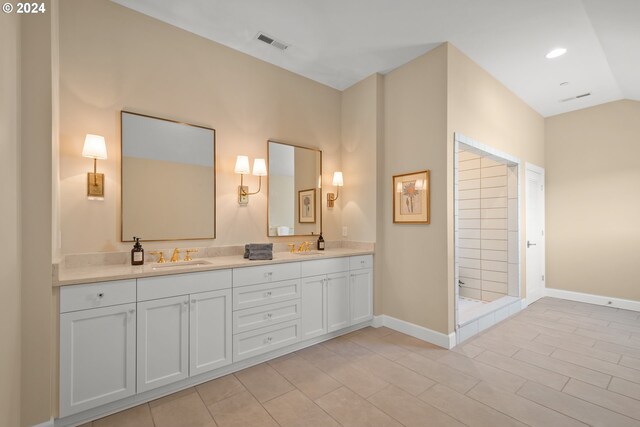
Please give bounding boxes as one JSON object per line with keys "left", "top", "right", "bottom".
{"left": 112, "top": 0, "right": 639, "bottom": 117}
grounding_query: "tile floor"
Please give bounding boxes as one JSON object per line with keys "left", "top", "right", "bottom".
{"left": 80, "top": 297, "right": 640, "bottom": 427}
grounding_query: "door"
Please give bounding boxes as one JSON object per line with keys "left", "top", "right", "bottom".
{"left": 526, "top": 163, "right": 545, "bottom": 303}
{"left": 60, "top": 303, "right": 136, "bottom": 416}
{"left": 327, "top": 272, "right": 350, "bottom": 332}
{"left": 350, "top": 269, "right": 373, "bottom": 324}
{"left": 190, "top": 289, "right": 232, "bottom": 376}
{"left": 301, "top": 275, "right": 327, "bottom": 340}
{"left": 137, "top": 295, "right": 189, "bottom": 392}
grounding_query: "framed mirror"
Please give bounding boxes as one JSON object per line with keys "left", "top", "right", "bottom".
{"left": 268, "top": 140, "right": 322, "bottom": 237}
{"left": 121, "top": 111, "right": 215, "bottom": 241}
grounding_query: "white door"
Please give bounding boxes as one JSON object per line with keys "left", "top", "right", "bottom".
{"left": 526, "top": 163, "right": 546, "bottom": 303}
{"left": 301, "top": 275, "right": 327, "bottom": 340}
{"left": 327, "top": 272, "right": 350, "bottom": 332}
{"left": 350, "top": 269, "right": 373, "bottom": 324}
{"left": 137, "top": 295, "right": 189, "bottom": 392}
{"left": 60, "top": 303, "right": 136, "bottom": 417}
{"left": 190, "top": 289, "right": 232, "bottom": 376}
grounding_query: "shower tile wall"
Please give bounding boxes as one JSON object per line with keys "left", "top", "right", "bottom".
{"left": 457, "top": 149, "right": 518, "bottom": 302}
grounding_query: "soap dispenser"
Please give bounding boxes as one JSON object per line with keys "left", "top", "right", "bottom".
{"left": 317, "top": 233, "right": 325, "bottom": 251}
{"left": 131, "top": 236, "right": 144, "bottom": 265}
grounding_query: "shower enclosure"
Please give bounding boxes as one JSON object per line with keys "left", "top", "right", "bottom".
{"left": 454, "top": 133, "right": 523, "bottom": 343}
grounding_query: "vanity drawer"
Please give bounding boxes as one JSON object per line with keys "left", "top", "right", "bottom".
{"left": 233, "top": 300, "right": 300, "bottom": 334}
{"left": 60, "top": 280, "right": 136, "bottom": 313}
{"left": 301, "top": 257, "right": 349, "bottom": 277}
{"left": 350, "top": 255, "right": 373, "bottom": 270}
{"left": 233, "top": 279, "right": 300, "bottom": 311}
{"left": 233, "top": 262, "right": 300, "bottom": 287}
{"left": 233, "top": 319, "right": 300, "bottom": 362}
{"left": 137, "top": 269, "right": 232, "bottom": 301}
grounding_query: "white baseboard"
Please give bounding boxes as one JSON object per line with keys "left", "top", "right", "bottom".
{"left": 373, "top": 314, "right": 455, "bottom": 349}
{"left": 546, "top": 288, "right": 640, "bottom": 312}
{"left": 32, "top": 420, "right": 54, "bottom": 427}
{"left": 372, "top": 315, "right": 384, "bottom": 328}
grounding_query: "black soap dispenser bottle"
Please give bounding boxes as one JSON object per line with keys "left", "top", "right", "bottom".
{"left": 317, "top": 233, "right": 325, "bottom": 251}
{"left": 131, "top": 236, "right": 144, "bottom": 265}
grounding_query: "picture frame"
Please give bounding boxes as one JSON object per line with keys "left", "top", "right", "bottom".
{"left": 393, "top": 170, "right": 430, "bottom": 224}
{"left": 298, "top": 188, "right": 316, "bottom": 223}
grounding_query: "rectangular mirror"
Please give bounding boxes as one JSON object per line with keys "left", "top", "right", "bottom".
{"left": 268, "top": 140, "right": 322, "bottom": 237}
{"left": 121, "top": 111, "right": 215, "bottom": 241}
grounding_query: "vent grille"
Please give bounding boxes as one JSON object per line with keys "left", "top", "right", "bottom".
{"left": 256, "top": 32, "right": 288, "bottom": 51}
{"left": 560, "top": 92, "right": 591, "bottom": 103}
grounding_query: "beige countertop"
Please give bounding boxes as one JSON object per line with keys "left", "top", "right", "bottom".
{"left": 54, "top": 248, "right": 374, "bottom": 287}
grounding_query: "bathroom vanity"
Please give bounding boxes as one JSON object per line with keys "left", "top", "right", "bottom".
{"left": 55, "top": 249, "right": 373, "bottom": 426}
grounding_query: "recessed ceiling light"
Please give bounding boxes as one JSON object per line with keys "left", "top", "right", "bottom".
{"left": 545, "top": 48, "right": 567, "bottom": 59}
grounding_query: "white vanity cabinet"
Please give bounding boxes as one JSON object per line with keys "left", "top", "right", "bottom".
{"left": 57, "top": 253, "right": 373, "bottom": 422}
{"left": 300, "top": 257, "right": 351, "bottom": 339}
{"left": 59, "top": 280, "right": 137, "bottom": 417}
{"left": 136, "top": 270, "right": 232, "bottom": 393}
{"left": 349, "top": 255, "right": 374, "bottom": 324}
{"left": 231, "top": 262, "right": 302, "bottom": 362}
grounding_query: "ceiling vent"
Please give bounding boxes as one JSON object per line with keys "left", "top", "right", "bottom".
{"left": 560, "top": 92, "right": 591, "bottom": 103}
{"left": 256, "top": 32, "right": 289, "bottom": 51}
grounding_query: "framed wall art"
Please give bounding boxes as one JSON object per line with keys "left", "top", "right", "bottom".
{"left": 393, "top": 170, "right": 430, "bottom": 224}
{"left": 298, "top": 188, "right": 316, "bottom": 223}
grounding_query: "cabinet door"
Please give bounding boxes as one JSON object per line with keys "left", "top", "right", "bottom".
{"left": 190, "top": 289, "right": 232, "bottom": 376}
{"left": 137, "top": 295, "right": 189, "bottom": 393}
{"left": 327, "top": 272, "right": 350, "bottom": 332}
{"left": 60, "top": 303, "right": 136, "bottom": 417}
{"left": 301, "top": 275, "right": 327, "bottom": 340}
{"left": 350, "top": 269, "right": 373, "bottom": 324}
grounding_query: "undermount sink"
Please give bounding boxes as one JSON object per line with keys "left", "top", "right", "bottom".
{"left": 151, "top": 260, "right": 212, "bottom": 270}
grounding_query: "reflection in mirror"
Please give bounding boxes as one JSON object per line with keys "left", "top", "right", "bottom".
{"left": 121, "top": 111, "right": 215, "bottom": 241}
{"left": 268, "top": 141, "right": 322, "bottom": 237}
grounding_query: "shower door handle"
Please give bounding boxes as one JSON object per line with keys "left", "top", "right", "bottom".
{"left": 527, "top": 240, "right": 537, "bottom": 248}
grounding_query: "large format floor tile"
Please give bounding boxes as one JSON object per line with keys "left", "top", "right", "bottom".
{"left": 84, "top": 297, "right": 640, "bottom": 427}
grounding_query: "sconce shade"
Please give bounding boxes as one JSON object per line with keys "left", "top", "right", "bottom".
{"left": 82, "top": 134, "right": 107, "bottom": 159}
{"left": 234, "top": 155, "right": 250, "bottom": 174}
{"left": 252, "top": 158, "right": 267, "bottom": 176}
{"left": 332, "top": 171, "right": 344, "bottom": 187}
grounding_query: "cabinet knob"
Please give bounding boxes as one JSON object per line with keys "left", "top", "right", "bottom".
{"left": 265, "top": 291, "right": 272, "bottom": 297}
{"left": 183, "top": 301, "right": 189, "bottom": 306}
{"left": 97, "top": 292, "right": 104, "bottom": 298}
{"left": 267, "top": 313, "right": 273, "bottom": 318}
{"left": 129, "top": 309, "right": 135, "bottom": 314}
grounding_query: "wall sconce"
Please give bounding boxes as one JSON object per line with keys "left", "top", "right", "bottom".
{"left": 82, "top": 134, "right": 107, "bottom": 198}
{"left": 235, "top": 155, "right": 267, "bottom": 205}
{"left": 327, "top": 171, "right": 343, "bottom": 208}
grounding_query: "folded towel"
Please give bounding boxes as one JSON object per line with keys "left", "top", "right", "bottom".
{"left": 244, "top": 243, "right": 273, "bottom": 260}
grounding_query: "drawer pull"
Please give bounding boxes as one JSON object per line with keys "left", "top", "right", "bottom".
{"left": 129, "top": 309, "right": 135, "bottom": 314}
{"left": 267, "top": 313, "right": 273, "bottom": 319}
{"left": 97, "top": 293, "right": 104, "bottom": 298}
{"left": 264, "top": 272, "right": 273, "bottom": 278}
{"left": 265, "top": 291, "right": 273, "bottom": 297}
{"left": 361, "top": 260, "right": 365, "bottom": 265}
{"left": 264, "top": 336, "right": 273, "bottom": 344}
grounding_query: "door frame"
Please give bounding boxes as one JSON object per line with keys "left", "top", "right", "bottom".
{"left": 525, "top": 162, "right": 546, "bottom": 305}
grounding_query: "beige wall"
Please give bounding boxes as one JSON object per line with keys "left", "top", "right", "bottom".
{"left": 545, "top": 100, "right": 640, "bottom": 301}
{"left": 0, "top": 12, "right": 22, "bottom": 427}
{"left": 382, "top": 45, "right": 449, "bottom": 334}
{"left": 21, "top": 5, "right": 54, "bottom": 426}
{"left": 58, "top": 0, "right": 342, "bottom": 254}
{"left": 341, "top": 73, "right": 383, "bottom": 313}
{"left": 447, "top": 44, "right": 545, "bottom": 332}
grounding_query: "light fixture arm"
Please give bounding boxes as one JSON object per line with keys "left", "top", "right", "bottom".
{"left": 239, "top": 174, "right": 263, "bottom": 196}
{"left": 333, "top": 185, "right": 339, "bottom": 201}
